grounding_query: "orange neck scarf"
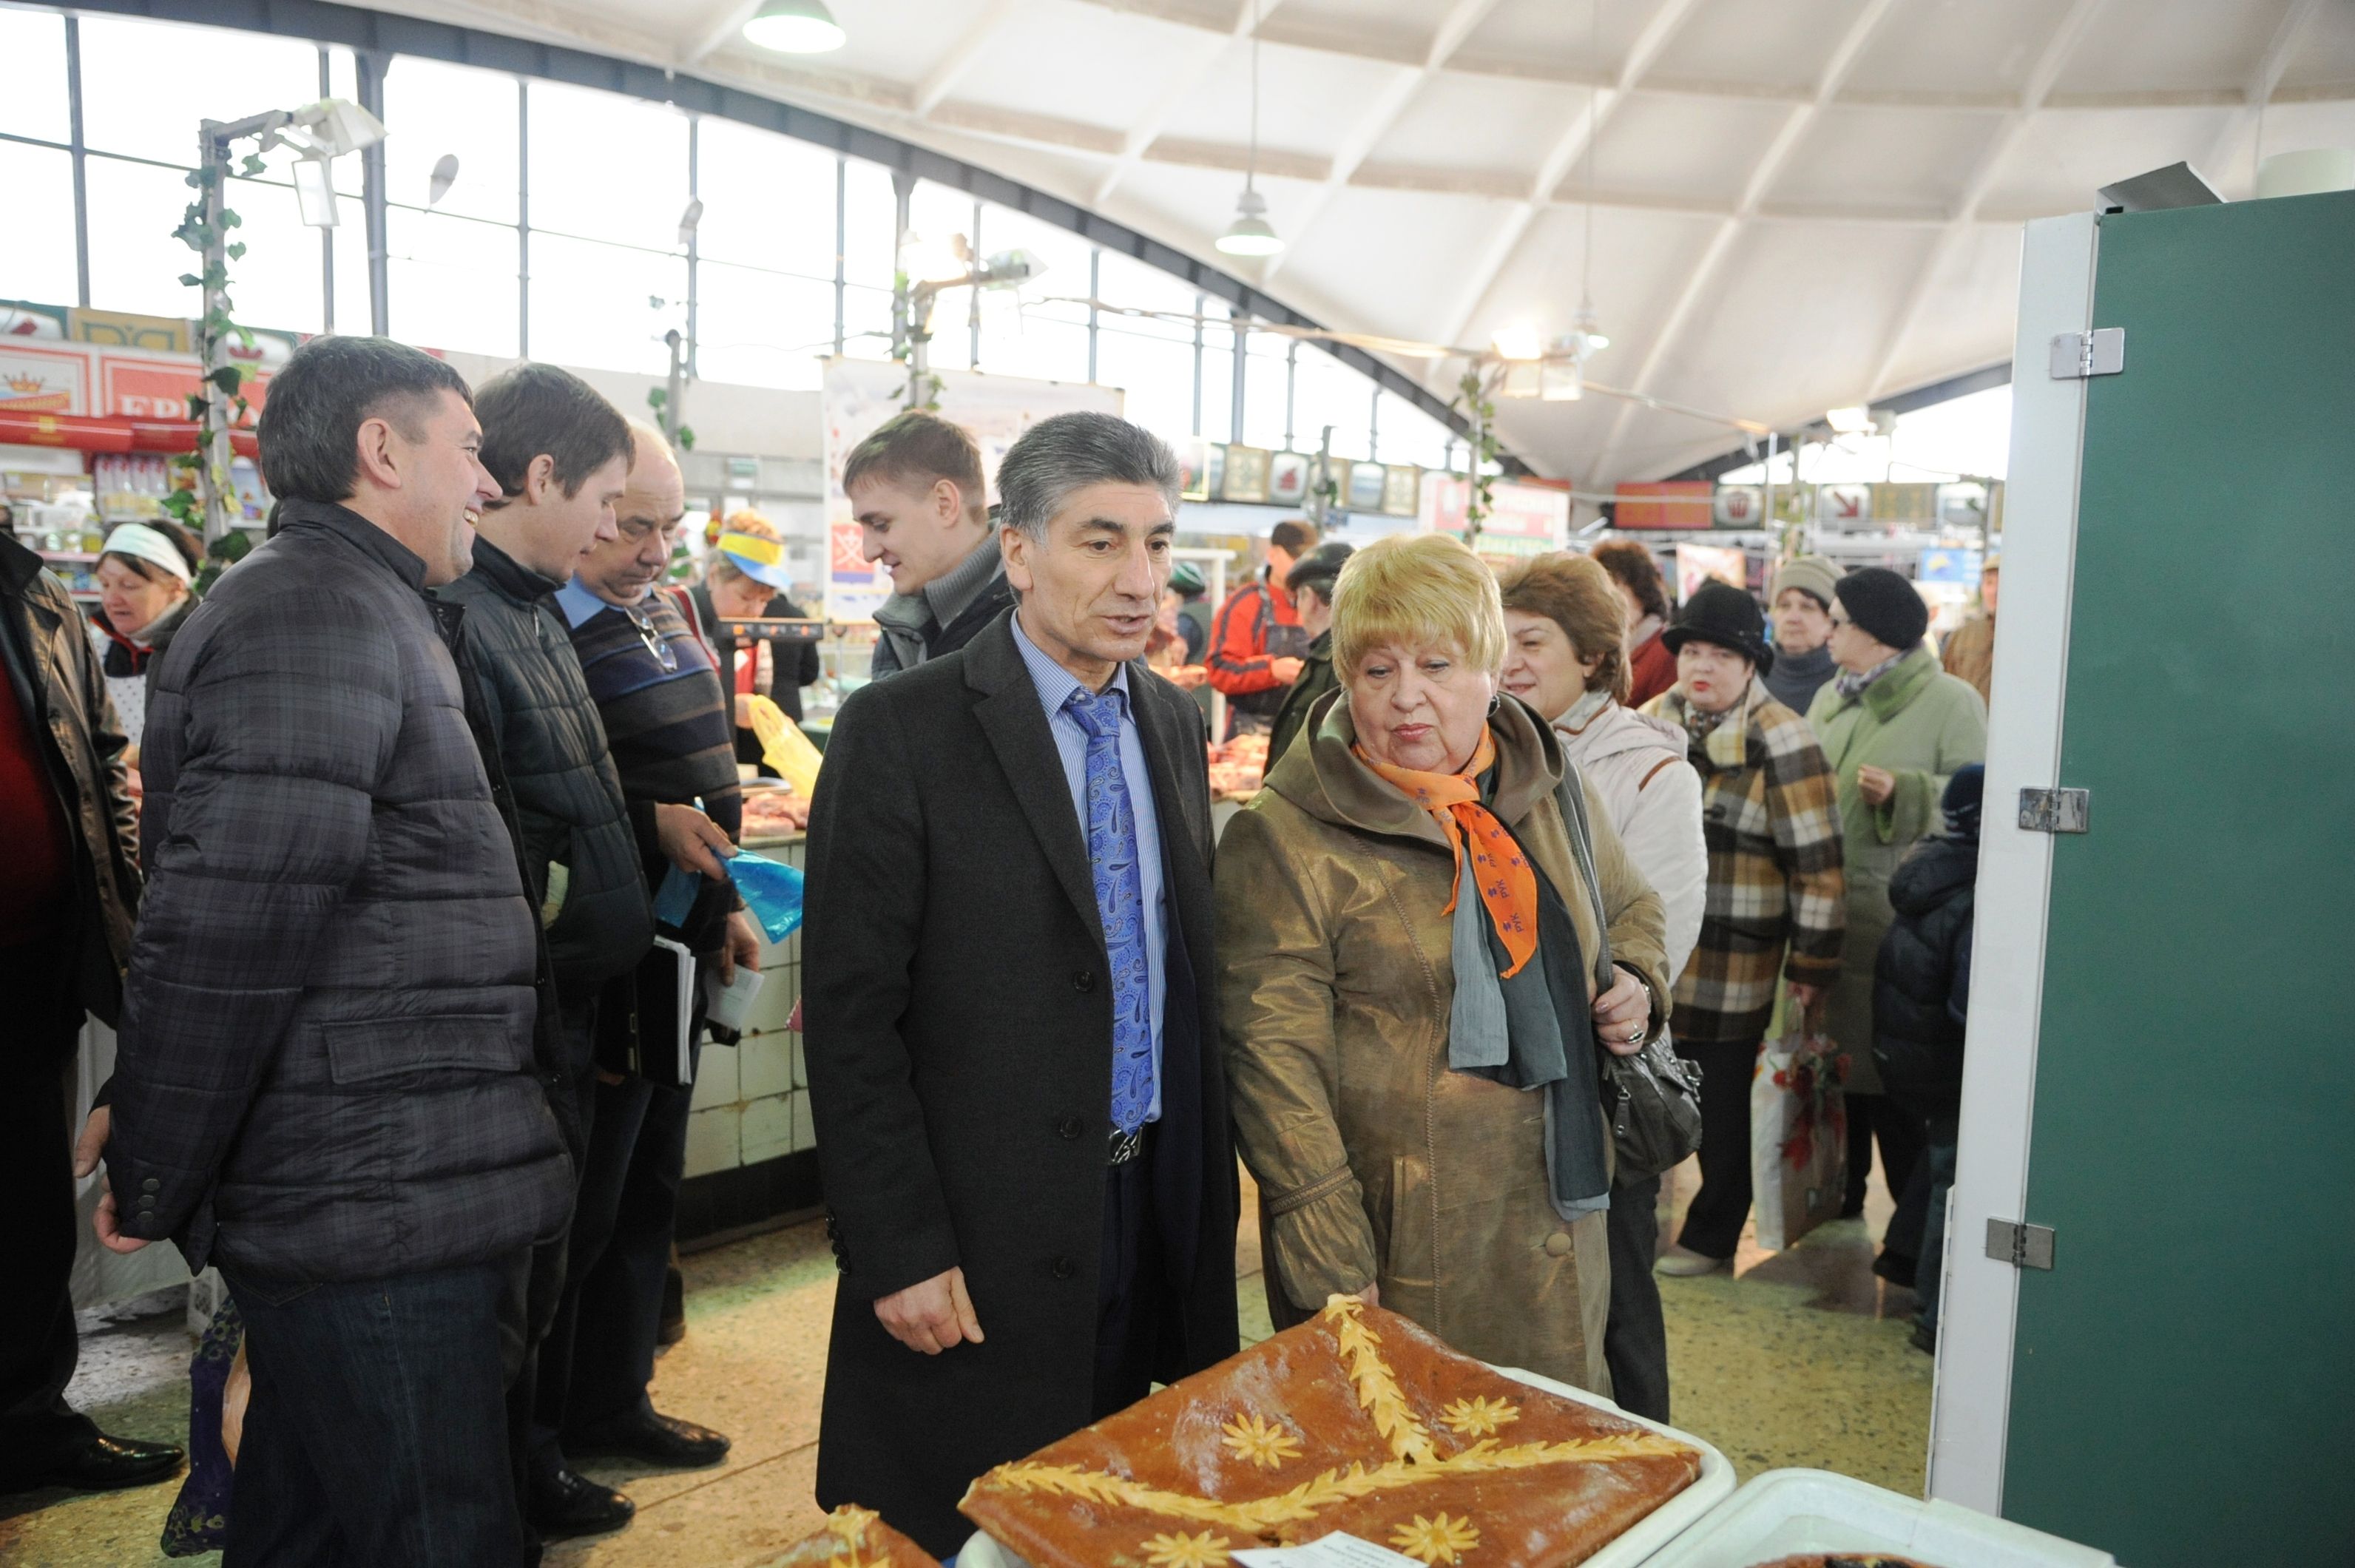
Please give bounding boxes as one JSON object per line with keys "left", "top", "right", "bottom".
{"left": 1355, "top": 728, "right": 1539, "bottom": 979}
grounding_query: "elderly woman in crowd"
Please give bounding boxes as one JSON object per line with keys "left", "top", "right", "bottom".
{"left": 1808, "top": 567, "right": 1987, "bottom": 1276}
{"left": 1217, "top": 533, "right": 1670, "bottom": 1393}
{"left": 87, "top": 520, "right": 201, "bottom": 746}
{"left": 1642, "top": 582, "right": 1846, "bottom": 1277}
{"left": 1497, "top": 550, "right": 1704, "bottom": 1419}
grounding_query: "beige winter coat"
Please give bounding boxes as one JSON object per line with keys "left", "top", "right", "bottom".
{"left": 1216, "top": 690, "right": 1670, "bottom": 1393}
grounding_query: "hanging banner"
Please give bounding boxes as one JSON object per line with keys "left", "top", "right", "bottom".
{"left": 0, "top": 342, "right": 92, "bottom": 415}
{"left": 1612, "top": 481, "right": 1712, "bottom": 530}
{"left": 1712, "top": 485, "right": 1765, "bottom": 528}
{"left": 1418, "top": 473, "right": 1571, "bottom": 559}
{"left": 820, "top": 359, "right": 1122, "bottom": 624}
{"left": 1816, "top": 482, "right": 1872, "bottom": 530}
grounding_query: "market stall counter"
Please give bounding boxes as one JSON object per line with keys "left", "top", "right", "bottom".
{"left": 679, "top": 817, "right": 814, "bottom": 1243}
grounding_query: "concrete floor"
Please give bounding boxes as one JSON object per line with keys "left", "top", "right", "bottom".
{"left": 0, "top": 1157, "right": 1928, "bottom": 1566}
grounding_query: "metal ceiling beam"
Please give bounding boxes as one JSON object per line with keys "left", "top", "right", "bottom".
{"left": 912, "top": 0, "right": 1027, "bottom": 118}
{"left": 1862, "top": 0, "right": 2107, "bottom": 399}
{"left": 1255, "top": 0, "right": 1503, "bottom": 283}
{"left": 1092, "top": 0, "right": 1285, "bottom": 209}
{"left": 1589, "top": 0, "right": 1903, "bottom": 482}
{"left": 2203, "top": 0, "right": 2325, "bottom": 190}
{"left": 1426, "top": 0, "right": 1702, "bottom": 365}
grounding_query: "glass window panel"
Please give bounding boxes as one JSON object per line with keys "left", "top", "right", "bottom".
{"left": 84, "top": 155, "right": 202, "bottom": 319}
{"left": 905, "top": 180, "right": 975, "bottom": 271}
{"left": 696, "top": 260, "right": 835, "bottom": 390}
{"left": 80, "top": 16, "right": 318, "bottom": 165}
{"left": 1241, "top": 336, "right": 1291, "bottom": 451}
{"left": 0, "top": 10, "right": 70, "bottom": 143}
{"left": 841, "top": 158, "right": 896, "bottom": 291}
{"left": 973, "top": 308, "right": 1085, "bottom": 385}
{"left": 0, "top": 143, "right": 79, "bottom": 305}
{"left": 385, "top": 57, "right": 516, "bottom": 223}
{"left": 527, "top": 232, "right": 685, "bottom": 375}
{"left": 1376, "top": 391, "right": 1456, "bottom": 470}
{"left": 1095, "top": 249, "right": 1203, "bottom": 342}
{"left": 388, "top": 208, "right": 518, "bottom": 359}
{"left": 1094, "top": 327, "right": 1195, "bottom": 447}
{"left": 1198, "top": 312, "right": 1234, "bottom": 444}
{"left": 1293, "top": 348, "right": 1372, "bottom": 462}
{"left": 328, "top": 214, "right": 372, "bottom": 335}
{"left": 841, "top": 281, "right": 893, "bottom": 359}
{"left": 526, "top": 79, "right": 689, "bottom": 253}
{"left": 223, "top": 175, "right": 324, "bottom": 336}
{"left": 695, "top": 118, "right": 835, "bottom": 279}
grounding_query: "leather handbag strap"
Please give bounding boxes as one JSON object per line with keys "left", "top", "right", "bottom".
{"left": 1552, "top": 765, "right": 1618, "bottom": 996}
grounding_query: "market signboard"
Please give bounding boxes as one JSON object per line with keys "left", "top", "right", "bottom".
{"left": 1612, "top": 480, "right": 1711, "bottom": 530}
{"left": 1816, "top": 482, "right": 1871, "bottom": 529}
{"left": 1712, "top": 485, "right": 1764, "bottom": 527}
{"left": 1417, "top": 472, "right": 1570, "bottom": 555}
{"left": 820, "top": 358, "right": 1122, "bottom": 624}
{"left": 0, "top": 342, "right": 92, "bottom": 416}
{"left": 98, "top": 351, "right": 273, "bottom": 421}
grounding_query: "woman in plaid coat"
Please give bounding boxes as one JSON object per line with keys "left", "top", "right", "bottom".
{"left": 1640, "top": 584, "right": 1845, "bottom": 1274}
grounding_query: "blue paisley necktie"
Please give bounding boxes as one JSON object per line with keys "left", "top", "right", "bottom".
{"left": 1064, "top": 687, "right": 1155, "bottom": 1136}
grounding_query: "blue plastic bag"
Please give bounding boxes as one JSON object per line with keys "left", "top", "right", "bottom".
{"left": 726, "top": 851, "right": 806, "bottom": 943}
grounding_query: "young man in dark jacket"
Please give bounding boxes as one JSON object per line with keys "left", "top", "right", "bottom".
{"left": 1265, "top": 539, "right": 1351, "bottom": 763}
{"left": 1873, "top": 763, "right": 1981, "bottom": 1351}
{"left": 0, "top": 534, "right": 182, "bottom": 1498}
{"left": 440, "top": 362, "right": 669, "bottom": 1542}
{"left": 97, "top": 336, "right": 572, "bottom": 1563}
{"left": 848, "top": 410, "right": 1013, "bottom": 678}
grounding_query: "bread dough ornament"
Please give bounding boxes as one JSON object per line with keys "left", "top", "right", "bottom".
{"left": 961, "top": 1297, "right": 1700, "bottom": 1568}
{"left": 769, "top": 1504, "right": 945, "bottom": 1568}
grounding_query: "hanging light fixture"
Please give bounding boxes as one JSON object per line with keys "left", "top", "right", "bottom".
{"left": 1217, "top": 3, "right": 1284, "bottom": 257}
{"left": 743, "top": 0, "right": 846, "bottom": 54}
{"left": 1571, "top": 0, "right": 1608, "bottom": 360}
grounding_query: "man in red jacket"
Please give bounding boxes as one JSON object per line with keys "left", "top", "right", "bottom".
{"left": 1206, "top": 518, "right": 1314, "bottom": 734}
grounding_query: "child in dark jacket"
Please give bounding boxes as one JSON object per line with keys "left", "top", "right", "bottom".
{"left": 1873, "top": 763, "right": 1981, "bottom": 1350}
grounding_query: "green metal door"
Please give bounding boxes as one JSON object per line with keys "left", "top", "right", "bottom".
{"left": 2002, "top": 191, "right": 2355, "bottom": 1562}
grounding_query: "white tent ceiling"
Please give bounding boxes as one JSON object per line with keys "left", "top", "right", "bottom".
{"left": 368, "top": 0, "right": 2354, "bottom": 483}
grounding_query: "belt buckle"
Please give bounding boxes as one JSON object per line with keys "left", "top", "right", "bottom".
{"left": 1108, "top": 1126, "right": 1144, "bottom": 1166}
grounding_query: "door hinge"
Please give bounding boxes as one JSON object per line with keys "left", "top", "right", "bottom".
{"left": 1986, "top": 1218, "right": 2057, "bottom": 1271}
{"left": 2018, "top": 786, "right": 2090, "bottom": 834}
{"left": 2048, "top": 327, "right": 2124, "bottom": 379}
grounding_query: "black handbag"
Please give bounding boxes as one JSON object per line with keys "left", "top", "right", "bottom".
{"left": 1554, "top": 767, "right": 1706, "bottom": 1180}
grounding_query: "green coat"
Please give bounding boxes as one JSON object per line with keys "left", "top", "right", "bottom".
{"left": 1805, "top": 645, "right": 1986, "bottom": 1092}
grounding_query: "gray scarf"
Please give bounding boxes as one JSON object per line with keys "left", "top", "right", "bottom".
{"left": 1443, "top": 772, "right": 1613, "bottom": 1223}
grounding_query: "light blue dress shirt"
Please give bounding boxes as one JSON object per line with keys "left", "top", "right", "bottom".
{"left": 1009, "top": 612, "right": 1168, "bottom": 1123}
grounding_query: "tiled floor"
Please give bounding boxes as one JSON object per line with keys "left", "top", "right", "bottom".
{"left": 0, "top": 1158, "right": 1929, "bottom": 1566}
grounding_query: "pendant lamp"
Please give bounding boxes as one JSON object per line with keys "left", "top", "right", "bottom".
{"left": 1217, "top": 5, "right": 1283, "bottom": 257}
{"left": 743, "top": 0, "right": 846, "bottom": 54}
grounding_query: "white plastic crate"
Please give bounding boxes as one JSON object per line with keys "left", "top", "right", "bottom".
{"left": 958, "top": 1362, "right": 1734, "bottom": 1568}
{"left": 1640, "top": 1468, "right": 2115, "bottom": 1567}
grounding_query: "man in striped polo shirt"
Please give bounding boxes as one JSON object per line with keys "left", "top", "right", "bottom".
{"left": 541, "top": 422, "right": 754, "bottom": 1485}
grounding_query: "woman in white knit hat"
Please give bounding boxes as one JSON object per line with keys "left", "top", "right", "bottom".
{"left": 87, "top": 519, "right": 200, "bottom": 748}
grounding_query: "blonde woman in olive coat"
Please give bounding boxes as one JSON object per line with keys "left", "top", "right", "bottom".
{"left": 1217, "top": 533, "right": 1671, "bottom": 1393}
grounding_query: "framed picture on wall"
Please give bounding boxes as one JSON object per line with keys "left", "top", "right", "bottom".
{"left": 1221, "top": 445, "right": 1271, "bottom": 504}
{"left": 1382, "top": 465, "right": 1420, "bottom": 516}
{"left": 1348, "top": 461, "right": 1388, "bottom": 512}
{"left": 1268, "top": 451, "right": 1310, "bottom": 506}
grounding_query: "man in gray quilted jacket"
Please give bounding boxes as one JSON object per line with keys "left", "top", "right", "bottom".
{"left": 98, "top": 335, "right": 573, "bottom": 1566}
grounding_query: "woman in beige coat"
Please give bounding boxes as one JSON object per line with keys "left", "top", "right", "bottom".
{"left": 1217, "top": 533, "right": 1672, "bottom": 1394}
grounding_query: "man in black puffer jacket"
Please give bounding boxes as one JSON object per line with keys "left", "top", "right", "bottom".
{"left": 100, "top": 337, "right": 572, "bottom": 1565}
{"left": 440, "top": 362, "right": 660, "bottom": 1547}
{"left": 1872, "top": 762, "right": 1981, "bottom": 1352}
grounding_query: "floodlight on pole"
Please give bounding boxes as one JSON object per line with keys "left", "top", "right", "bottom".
{"left": 428, "top": 153, "right": 461, "bottom": 208}
{"left": 743, "top": 0, "right": 846, "bottom": 53}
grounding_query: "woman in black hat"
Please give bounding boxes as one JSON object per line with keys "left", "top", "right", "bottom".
{"left": 1641, "top": 583, "right": 1848, "bottom": 1276}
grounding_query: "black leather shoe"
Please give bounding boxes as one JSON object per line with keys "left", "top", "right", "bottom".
{"left": 528, "top": 1466, "right": 635, "bottom": 1540}
{"left": 564, "top": 1410, "right": 730, "bottom": 1469}
{"left": 15, "top": 1432, "right": 186, "bottom": 1493}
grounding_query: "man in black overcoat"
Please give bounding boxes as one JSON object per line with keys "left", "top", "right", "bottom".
{"left": 803, "top": 411, "right": 1239, "bottom": 1555}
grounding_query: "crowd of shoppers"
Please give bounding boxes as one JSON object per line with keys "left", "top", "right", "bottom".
{"left": 6, "top": 334, "right": 1998, "bottom": 1557}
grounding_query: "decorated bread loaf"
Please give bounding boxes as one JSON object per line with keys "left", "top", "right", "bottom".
{"left": 766, "top": 1504, "right": 942, "bottom": 1568}
{"left": 961, "top": 1296, "right": 1700, "bottom": 1568}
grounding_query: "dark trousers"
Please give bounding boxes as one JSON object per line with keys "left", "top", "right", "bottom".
{"left": 1910, "top": 1115, "right": 1961, "bottom": 1332}
{"left": 1091, "top": 1140, "right": 1163, "bottom": 1420}
{"left": 521, "top": 1007, "right": 609, "bottom": 1476}
{"left": 223, "top": 1260, "right": 529, "bottom": 1568}
{"left": 557, "top": 1057, "right": 696, "bottom": 1436}
{"left": 1602, "top": 1172, "right": 1670, "bottom": 1422}
{"left": 0, "top": 970, "right": 97, "bottom": 1481}
{"left": 1674, "top": 1036, "right": 1761, "bottom": 1260}
{"left": 1845, "top": 1090, "right": 1927, "bottom": 1245}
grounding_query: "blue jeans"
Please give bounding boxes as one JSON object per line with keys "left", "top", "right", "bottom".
{"left": 223, "top": 1259, "right": 530, "bottom": 1567}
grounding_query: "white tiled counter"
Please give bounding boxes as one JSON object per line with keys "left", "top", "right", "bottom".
{"left": 678, "top": 831, "right": 821, "bottom": 1241}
